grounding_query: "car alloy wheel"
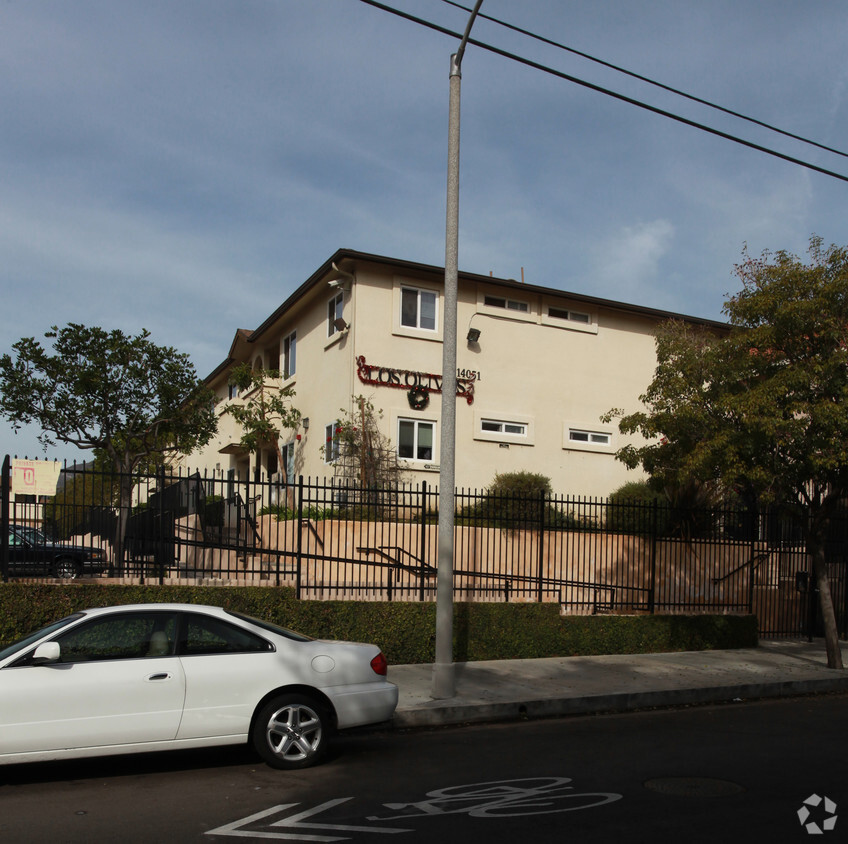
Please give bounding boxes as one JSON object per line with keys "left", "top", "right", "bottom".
{"left": 253, "top": 695, "right": 328, "bottom": 769}
{"left": 53, "top": 558, "right": 79, "bottom": 580}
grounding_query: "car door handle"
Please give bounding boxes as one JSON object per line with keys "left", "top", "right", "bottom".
{"left": 146, "top": 673, "right": 172, "bottom": 682}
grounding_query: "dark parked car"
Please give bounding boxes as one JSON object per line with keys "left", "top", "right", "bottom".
{"left": 5, "top": 525, "right": 108, "bottom": 579}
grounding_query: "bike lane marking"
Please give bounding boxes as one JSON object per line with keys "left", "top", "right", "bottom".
{"left": 206, "top": 799, "right": 411, "bottom": 841}
{"left": 205, "top": 778, "right": 624, "bottom": 841}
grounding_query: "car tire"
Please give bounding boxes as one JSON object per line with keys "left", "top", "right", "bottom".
{"left": 252, "top": 694, "right": 330, "bottom": 769}
{"left": 53, "top": 558, "right": 80, "bottom": 580}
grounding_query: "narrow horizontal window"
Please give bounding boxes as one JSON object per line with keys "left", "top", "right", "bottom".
{"left": 484, "top": 295, "right": 529, "bottom": 313}
{"left": 481, "top": 419, "right": 527, "bottom": 437}
{"left": 549, "top": 306, "right": 591, "bottom": 324}
{"left": 569, "top": 429, "right": 611, "bottom": 446}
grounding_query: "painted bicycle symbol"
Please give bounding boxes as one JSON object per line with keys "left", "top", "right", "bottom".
{"left": 370, "top": 777, "right": 622, "bottom": 821}
{"left": 207, "top": 777, "right": 622, "bottom": 840}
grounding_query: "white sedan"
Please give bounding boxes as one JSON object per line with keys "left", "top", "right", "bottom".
{"left": 0, "top": 603, "right": 398, "bottom": 769}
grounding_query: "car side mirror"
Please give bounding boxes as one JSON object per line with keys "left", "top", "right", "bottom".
{"left": 32, "top": 642, "right": 61, "bottom": 665}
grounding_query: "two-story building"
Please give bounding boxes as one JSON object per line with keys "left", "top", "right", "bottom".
{"left": 184, "top": 249, "right": 725, "bottom": 497}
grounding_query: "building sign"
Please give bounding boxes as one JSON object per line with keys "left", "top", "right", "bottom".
{"left": 356, "top": 355, "right": 476, "bottom": 405}
{"left": 12, "top": 459, "right": 61, "bottom": 497}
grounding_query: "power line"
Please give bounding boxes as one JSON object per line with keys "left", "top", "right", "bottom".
{"left": 357, "top": 0, "right": 848, "bottom": 184}
{"left": 439, "top": 0, "right": 848, "bottom": 161}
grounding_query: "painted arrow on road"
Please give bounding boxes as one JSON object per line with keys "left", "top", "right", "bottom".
{"left": 206, "top": 799, "right": 412, "bottom": 841}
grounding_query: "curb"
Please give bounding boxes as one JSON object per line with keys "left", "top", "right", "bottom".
{"left": 392, "top": 676, "right": 848, "bottom": 729}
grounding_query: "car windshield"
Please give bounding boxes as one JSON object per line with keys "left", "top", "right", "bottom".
{"left": 0, "top": 613, "right": 85, "bottom": 663}
{"left": 12, "top": 526, "right": 47, "bottom": 545}
{"left": 227, "top": 610, "right": 312, "bottom": 642}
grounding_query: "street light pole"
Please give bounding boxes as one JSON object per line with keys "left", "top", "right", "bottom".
{"left": 432, "top": 0, "right": 484, "bottom": 701}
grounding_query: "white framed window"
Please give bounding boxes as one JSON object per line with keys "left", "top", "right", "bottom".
{"left": 481, "top": 419, "right": 527, "bottom": 436}
{"left": 282, "top": 331, "right": 296, "bottom": 379}
{"left": 548, "top": 306, "right": 591, "bottom": 325}
{"left": 474, "top": 411, "right": 534, "bottom": 446}
{"left": 327, "top": 293, "right": 344, "bottom": 337}
{"left": 563, "top": 424, "right": 613, "bottom": 453}
{"left": 393, "top": 278, "right": 442, "bottom": 341}
{"left": 281, "top": 441, "right": 295, "bottom": 481}
{"left": 477, "top": 289, "right": 535, "bottom": 324}
{"left": 324, "top": 422, "right": 341, "bottom": 463}
{"left": 483, "top": 294, "right": 529, "bottom": 313}
{"left": 398, "top": 418, "right": 435, "bottom": 462}
{"left": 542, "top": 302, "right": 597, "bottom": 334}
{"left": 401, "top": 286, "right": 437, "bottom": 331}
{"left": 569, "top": 429, "right": 611, "bottom": 445}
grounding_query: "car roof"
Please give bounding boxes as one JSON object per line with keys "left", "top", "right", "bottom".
{"left": 79, "top": 603, "right": 231, "bottom": 616}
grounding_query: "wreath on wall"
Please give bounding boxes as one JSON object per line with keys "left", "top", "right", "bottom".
{"left": 407, "top": 387, "right": 430, "bottom": 410}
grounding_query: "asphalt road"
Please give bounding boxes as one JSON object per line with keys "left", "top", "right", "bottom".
{"left": 1, "top": 693, "right": 845, "bottom": 843}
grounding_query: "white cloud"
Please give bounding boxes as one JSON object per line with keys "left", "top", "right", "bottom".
{"left": 592, "top": 219, "right": 675, "bottom": 298}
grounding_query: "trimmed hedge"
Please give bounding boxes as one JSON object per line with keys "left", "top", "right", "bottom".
{"left": 0, "top": 583, "right": 758, "bottom": 665}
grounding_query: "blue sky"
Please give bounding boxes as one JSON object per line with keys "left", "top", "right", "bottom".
{"left": 2, "top": 0, "right": 847, "bottom": 462}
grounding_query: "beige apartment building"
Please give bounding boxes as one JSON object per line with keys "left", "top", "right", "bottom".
{"left": 185, "top": 249, "right": 725, "bottom": 497}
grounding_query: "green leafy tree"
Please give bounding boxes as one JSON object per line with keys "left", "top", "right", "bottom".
{"left": 223, "top": 362, "right": 301, "bottom": 492}
{"left": 606, "top": 237, "right": 848, "bottom": 668}
{"left": 0, "top": 325, "right": 217, "bottom": 570}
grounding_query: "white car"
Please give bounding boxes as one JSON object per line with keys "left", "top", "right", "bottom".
{"left": 0, "top": 603, "right": 398, "bottom": 769}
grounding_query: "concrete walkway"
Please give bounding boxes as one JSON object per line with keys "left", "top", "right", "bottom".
{"left": 390, "top": 639, "right": 848, "bottom": 728}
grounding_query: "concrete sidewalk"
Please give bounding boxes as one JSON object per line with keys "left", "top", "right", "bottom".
{"left": 390, "top": 640, "right": 848, "bottom": 728}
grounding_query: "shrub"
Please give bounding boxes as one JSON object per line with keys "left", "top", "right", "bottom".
{"left": 462, "top": 472, "right": 552, "bottom": 529}
{"left": 0, "top": 583, "right": 758, "bottom": 664}
{"left": 606, "top": 480, "right": 668, "bottom": 535}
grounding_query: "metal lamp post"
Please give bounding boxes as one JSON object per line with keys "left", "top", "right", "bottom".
{"left": 432, "top": 0, "right": 484, "bottom": 700}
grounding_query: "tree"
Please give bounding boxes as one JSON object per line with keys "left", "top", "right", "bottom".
{"left": 322, "top": 397, "right": 406, "bottom": 518}
{"left": 606, "top": 237, "right": 848, "bottom": 668}
{"left": 223, "top": 363, "right": 301, "bottom": 494}
{"left": 329, "top": 396, "right": 404, "bottom": 487}
{"left": 0, "top": 324, "right": 217, "bottom": 570}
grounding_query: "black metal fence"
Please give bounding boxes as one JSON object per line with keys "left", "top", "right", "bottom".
{"left": 3, "top": 458, "right": 847, "bottom": 639}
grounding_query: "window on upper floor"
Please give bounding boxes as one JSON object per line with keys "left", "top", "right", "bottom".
{"left": 401, "top": 286, "right": 437, "bottom": 331}
{"left": 327, "top": 293, "right": 344, "bottom": 337}
{"left": 548, "top": 306, "right": 591, "bottom": 325}
{"left": 282, "top": 331, "right": 296, "bottom": 379}
{"left": 483, "top": 294, "right": 530, "bottom": 313}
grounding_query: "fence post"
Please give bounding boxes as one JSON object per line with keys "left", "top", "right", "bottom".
{"left": 158, "top": 464, "right": 166, "bottom": 585}
{"left": 419, "top": 480, "right": 427, "bottom": 602}
{"left": 648, "top": 498, "right": 658, "bottom": 613}
{"left": 536, "top": 489, "right": 546, "bottom": 603}
{"left": 747, "top": 531, "right": 756, "bottom": 617}
{"left": 1, "top": 455, "right": 9, "bottom": 583}
{"left": 295, "top": 476, "right": 303, "bottom": 600}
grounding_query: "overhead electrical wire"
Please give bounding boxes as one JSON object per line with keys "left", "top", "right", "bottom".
{"left": 439, "top": 0, "right": 848, "bottom": 161}
{"left": 357, "top": 0, "right": 848, "bottom": 184}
